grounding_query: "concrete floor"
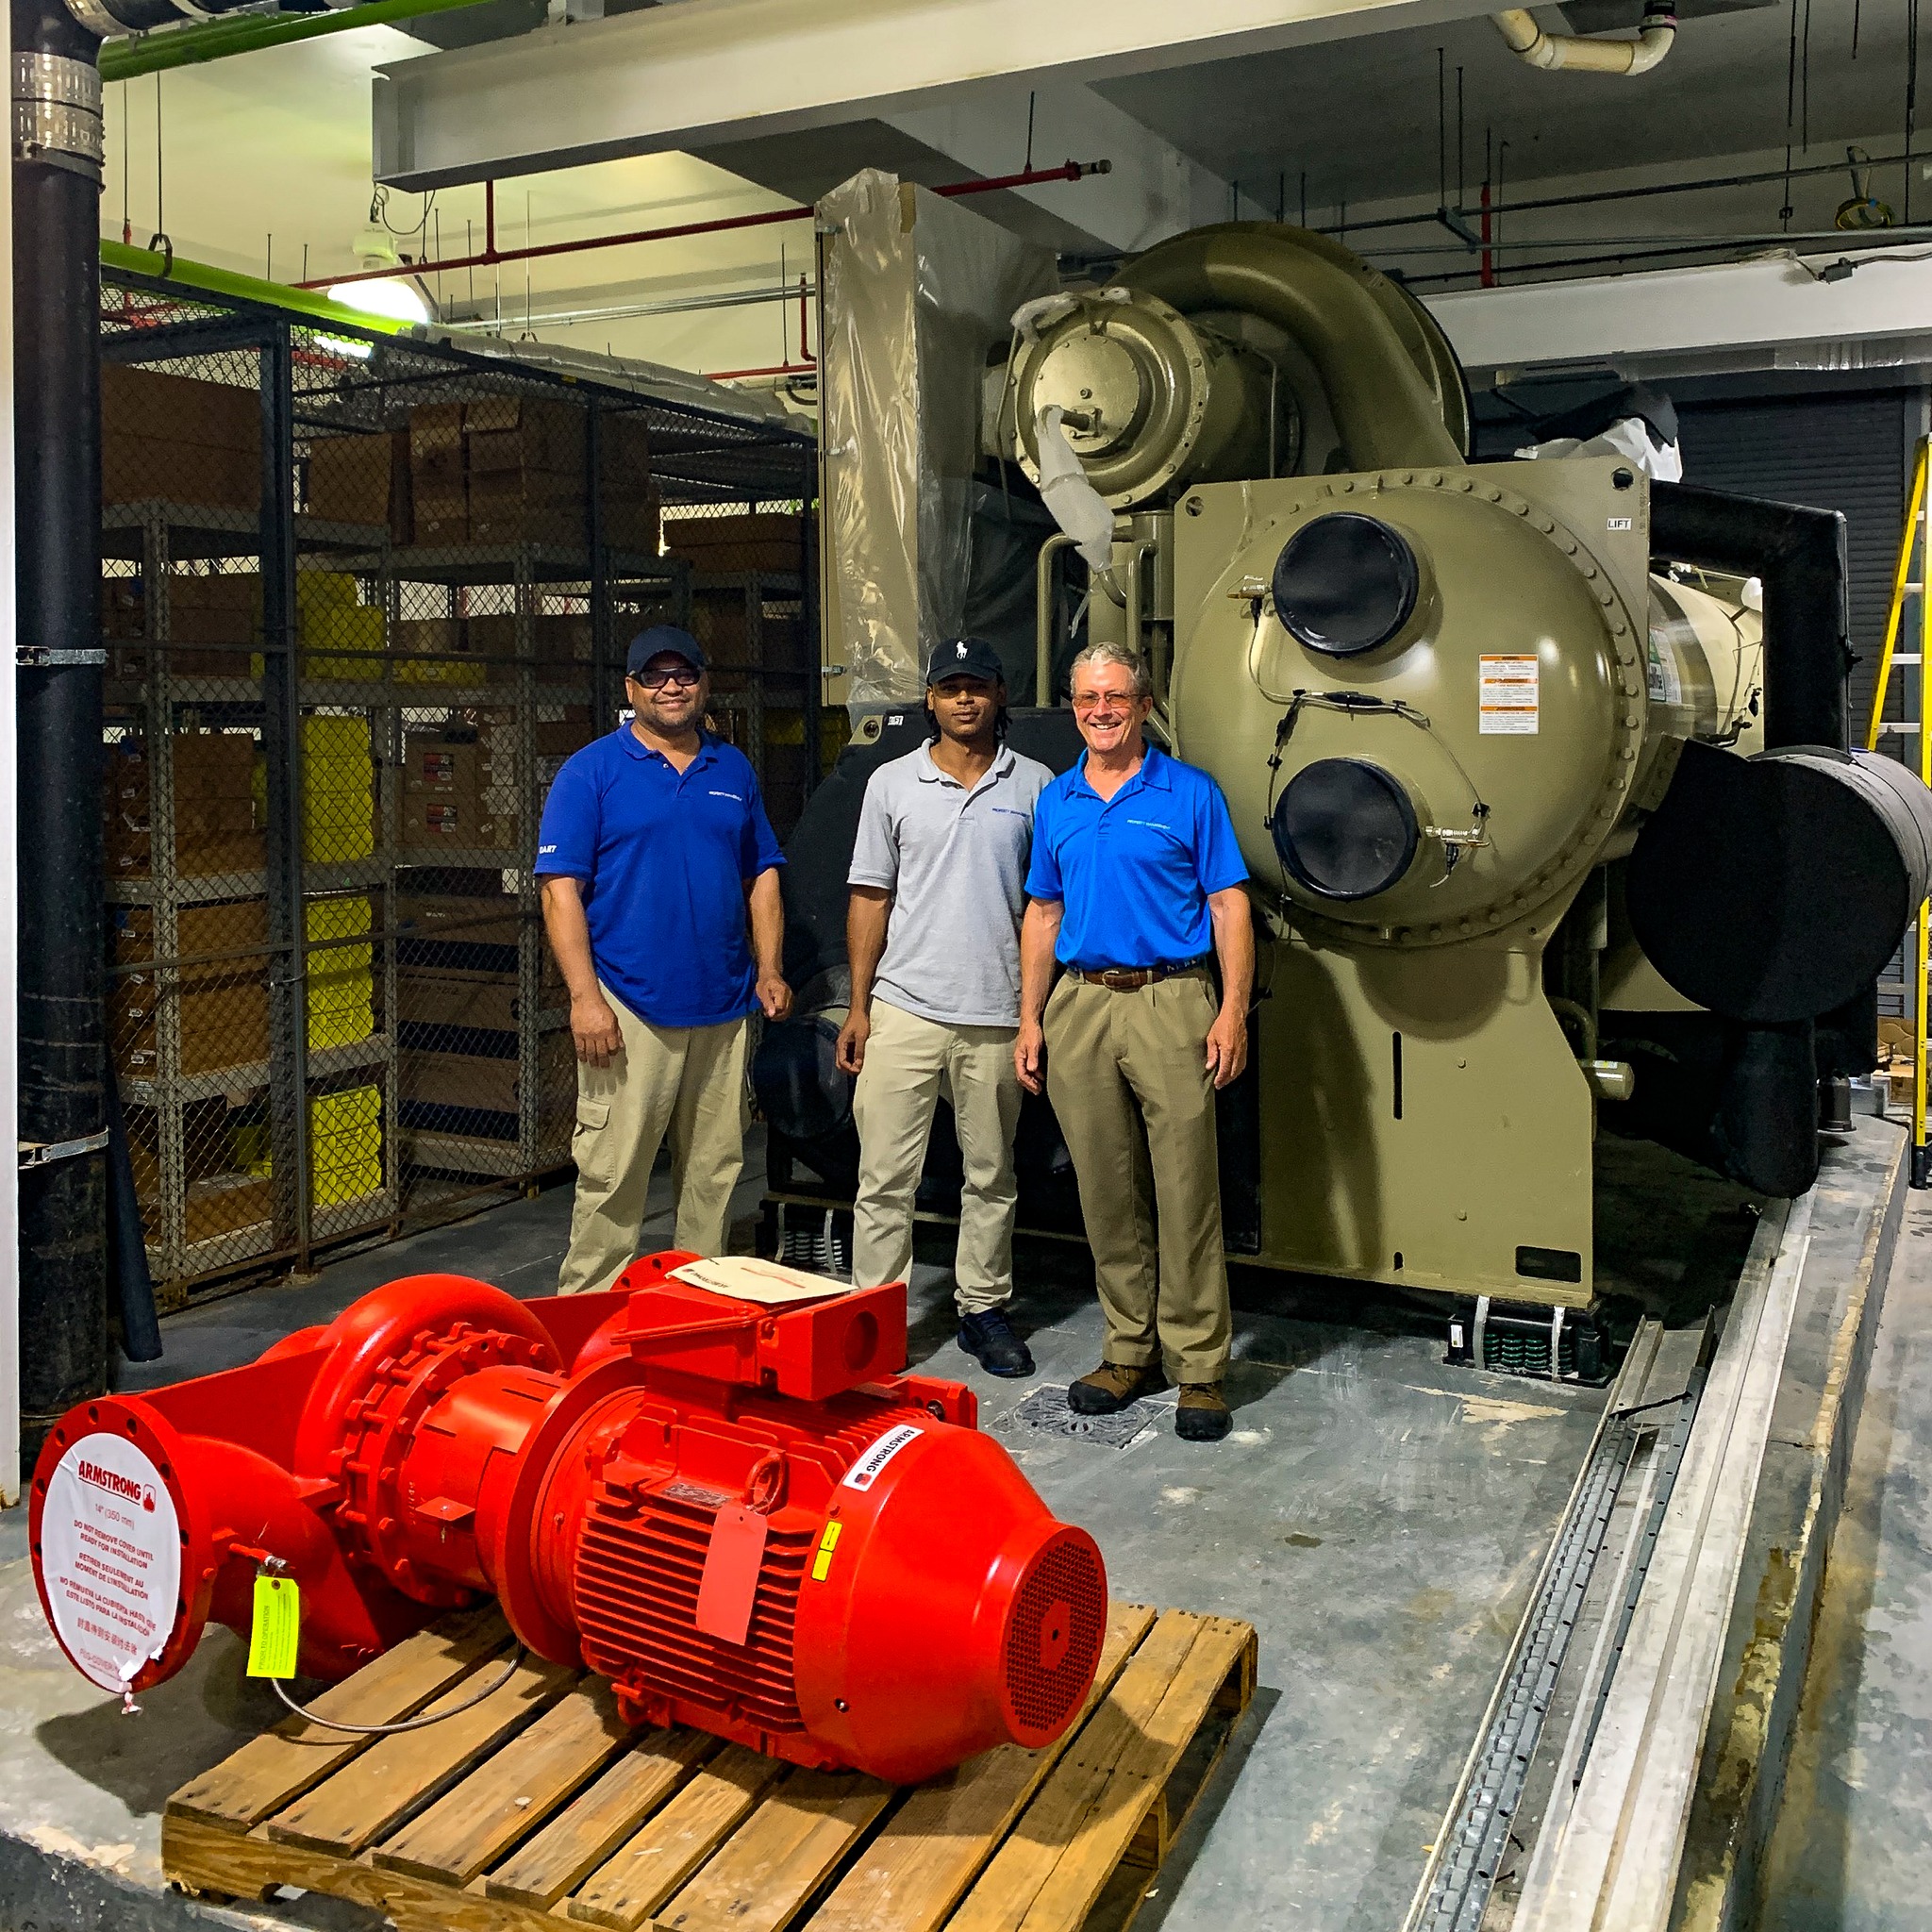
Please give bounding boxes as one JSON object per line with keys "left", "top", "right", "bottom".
{"left": 0, "top": 1130, "right": 1777, "bottom": 1931}
{"left": 1758, "top": 1191, "right": 1932, "bottom": 1932}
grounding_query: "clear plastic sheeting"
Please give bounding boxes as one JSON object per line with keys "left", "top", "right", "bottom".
{"left": 818, "top": 168, "right": 1055, "bottom": 707}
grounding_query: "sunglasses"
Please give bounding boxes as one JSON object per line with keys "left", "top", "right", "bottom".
{"left": 630, "top": 665, "right": 703, "bottom": 690}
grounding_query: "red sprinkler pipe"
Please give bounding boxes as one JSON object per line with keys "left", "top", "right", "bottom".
{"left": 300, "top": 159, "right": 1110, "bottom": 291}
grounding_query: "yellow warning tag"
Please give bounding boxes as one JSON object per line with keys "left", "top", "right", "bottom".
{"left": 247, "top": 1575, "right": 301, "bottom": 1679}
{"left": 810, "top": 1520, "right": 842, "bottom": 1583}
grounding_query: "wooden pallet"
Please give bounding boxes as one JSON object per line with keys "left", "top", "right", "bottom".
{"left": 163, "top": 1601, "right": 1256, "bottom": 1932}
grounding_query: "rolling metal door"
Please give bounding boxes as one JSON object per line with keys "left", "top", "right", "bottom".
{"left": 1677, "top": 391, "right": 1919, "bottom": 744}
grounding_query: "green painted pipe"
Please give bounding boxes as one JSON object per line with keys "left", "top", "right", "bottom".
{"left": 101, "top": 238, "right": 415, "bottom": 335}
{"left": 99, "top": 0, "right": 503, "bottom": 83}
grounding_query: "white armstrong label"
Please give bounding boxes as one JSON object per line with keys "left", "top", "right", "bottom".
{"left": 841, "top": 1424, "right": 923, "bottom": 1492}
{"left": 1479, "top": 655, "right": 1541, "bottom": 736}
{"left": 41, "top": 1434, "right": 181, "bottom": 1692}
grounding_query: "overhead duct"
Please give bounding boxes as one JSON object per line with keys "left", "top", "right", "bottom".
{"left": 1491, "top": 5, "right": 1678, "bottom": 75}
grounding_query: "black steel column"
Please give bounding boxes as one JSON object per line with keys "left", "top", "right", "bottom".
{"left": 258, "top": 322, "right": 309, "bottom": 1269}
{"left": 14, "top": 0, "right": 108, "bottom": 1456}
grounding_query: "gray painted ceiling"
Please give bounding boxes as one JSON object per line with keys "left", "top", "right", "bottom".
{"left": 1091, "top": 0, "right": 1918, "bottom": 210}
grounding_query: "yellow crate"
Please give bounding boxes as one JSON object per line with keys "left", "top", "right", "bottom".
{"left": 310, "top": 1084, "right": 382, "bottom": 1208}
{"left": 230, "top": 1084, "right": 383, "bottom": 1208}
{"left": 301, "top": 602, "right": 386, "bottom": 681}
{"left": 295, "top": 571, "right": 360, "bottom": 612}
{"left": 302, "top": 717, "right": 374, "bottom": 863}
{"left": 307, "top": 896, "right": 374, "bottom": 1049}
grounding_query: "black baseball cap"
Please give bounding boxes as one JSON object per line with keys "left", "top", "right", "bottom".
{"left": 626, "top": 625, "right": 708, "bottom": 677}
{"left": 926, "top": 638, "right": 1006, "bottom": 686}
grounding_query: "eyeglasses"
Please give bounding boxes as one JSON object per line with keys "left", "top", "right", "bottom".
{"left": 631, "top": 665, "right": 702, "bottom": 691}
{"left": 1071, "top": 693, "right": 1140, "bottom": 716}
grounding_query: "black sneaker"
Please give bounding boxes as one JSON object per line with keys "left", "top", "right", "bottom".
{"left": 958, "top": 1309, "right": 1035, "bottom": 1378}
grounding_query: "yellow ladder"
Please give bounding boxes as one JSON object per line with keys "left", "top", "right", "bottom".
{"left": 1866, "top": 436, "right": 1931, "bottom": 1185}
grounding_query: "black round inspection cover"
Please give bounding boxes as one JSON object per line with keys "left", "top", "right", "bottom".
{"left": 1272, "top": 758, "right": 1420, "bottom": 900}
{"left": 1271, "top": 513, "right": 1420, "bottom": 657}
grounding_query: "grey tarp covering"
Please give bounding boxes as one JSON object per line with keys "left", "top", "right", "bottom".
{"left": 818, "top": 168, "right": 1055, "bottom": 707}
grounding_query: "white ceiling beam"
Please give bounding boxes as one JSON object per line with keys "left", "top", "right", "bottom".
{"left": 880, "top": 83, "right": 1270, "bottom": 256}
{"left": 1427, "top": 247, "right": 1932, "bottom": 375}
{"left": 373, "top": 0, "right": 1492, "bottom": 190}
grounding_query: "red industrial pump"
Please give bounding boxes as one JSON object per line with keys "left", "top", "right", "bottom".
{"left": 28, "top": 1256, "right": 1106, "bottom": 1784}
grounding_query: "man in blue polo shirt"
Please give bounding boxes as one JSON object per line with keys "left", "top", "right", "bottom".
{"left": 537, "top": 625, "right": 791, "bottom": 1292}
{"left": 1015, "top": 640, "right": 1254, "bottom": 1441}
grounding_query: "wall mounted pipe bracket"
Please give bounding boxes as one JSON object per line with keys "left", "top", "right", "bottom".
{"left": 1491, "top": 5, "right": 1677, "bottom": 75}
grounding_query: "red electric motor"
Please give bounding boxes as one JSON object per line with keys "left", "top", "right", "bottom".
{"left": 28, "top": 1256, "right": 1106, "bottom": 1784}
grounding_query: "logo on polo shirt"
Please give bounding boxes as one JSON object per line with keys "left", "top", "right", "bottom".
{"left": 538, "top": 842, "right": 558, "bottom": 855}
{"left": 708, "top": 791, "right": 744, "bottom": 803}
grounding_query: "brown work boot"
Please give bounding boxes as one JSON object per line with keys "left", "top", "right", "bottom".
{"left": 1174, "top": 1383, "right": 1232, "bottom": 1442}
{"left": 1066, "top": 1361, "right": 1164, "bottom": 1415}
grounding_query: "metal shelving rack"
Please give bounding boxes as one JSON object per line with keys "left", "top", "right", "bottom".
{"left": 100, "top": 266, "right": 814, "bottom": 1302}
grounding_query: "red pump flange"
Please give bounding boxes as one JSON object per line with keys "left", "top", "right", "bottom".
{"left": 29, "top": 1257, "right": 1107, "bottom": 1783}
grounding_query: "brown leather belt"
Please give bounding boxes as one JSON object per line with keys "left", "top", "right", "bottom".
{"left": 1072, "top": 959, "right": 1209, "bottom": 991}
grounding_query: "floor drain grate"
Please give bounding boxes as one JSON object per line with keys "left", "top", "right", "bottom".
{"left": 999, "top": 1384, "right": 1171, "bottom": 1448}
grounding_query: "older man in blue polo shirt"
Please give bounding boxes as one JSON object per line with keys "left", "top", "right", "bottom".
{"left": 1015, "top": 640, "right": 1254, "bottom": 1441}
{"left": 537, "top": 625, "right": 791, "bottom": 1292}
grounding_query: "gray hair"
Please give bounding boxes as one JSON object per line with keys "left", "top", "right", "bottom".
{"left": 1068, "top": 640, "right": 1152, "bottom": 699}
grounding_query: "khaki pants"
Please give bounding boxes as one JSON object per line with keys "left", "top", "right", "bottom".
{"left": 851, "top": 1000, "right": 1023, "bottom": 1314}
{"left": 1043, "top": 970, "right": 1230, "bottom": 1383}
{"left": 557, "top": 983, "right": 750, "bottom": 1294}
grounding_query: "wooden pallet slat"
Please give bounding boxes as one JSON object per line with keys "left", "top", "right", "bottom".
{"left": 809, "top": 1602, "right": 1159, "bottom": 1932}
{"left": 267, "top": 1654, "right": 577, "bottom": 1856}
{"left": 1005, "top": 1616, "right": 1257, "bottom": 1932}
{"left": 375, "top": 1676, "right": 636, "bottom": 1884}
{"left": 486, "top": 1729, "right": 720, "bottom": 1910}
{"left": 568, "top": 1743, "right": 785, "bottom": 1931}
{"left": 168, "top": 1607, "right": 511, "bottom": 1833}
{"left": 163, "top": 1600, "right": 1257, "bottom": 1932}
{"left": 652, "top": 1768, "right": 894, "bottom": 1932}
{"left": 944, "top": 1611, "right": 1249, "bottom": 1932}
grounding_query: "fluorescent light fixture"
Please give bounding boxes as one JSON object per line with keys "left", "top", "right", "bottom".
{"left": 325, "top": 276, "right": 431, "bottom": 327}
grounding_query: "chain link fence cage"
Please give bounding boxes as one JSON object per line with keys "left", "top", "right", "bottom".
{"left": 100, "top": 268, "right": 820, "bottom": 1305}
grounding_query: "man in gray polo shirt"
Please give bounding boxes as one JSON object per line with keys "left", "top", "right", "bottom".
{"left": 836, "top": 639, "right": 1054, "bottom": 1376}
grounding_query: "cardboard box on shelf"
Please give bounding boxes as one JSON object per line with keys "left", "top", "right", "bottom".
{"left": 533, "top": 711, "right": 596, "bottom": 758}
{"left": 307, "top": 430, "right": 408, "bottom": 532}
{"left": 397, "top": 968, "right": 527, "bottom": 1036}
{"left": 663, "top": 511, "right": 804, "bottom": 577}
{"left": 402, "top": 730, "right": 510, "bottom": 796}
{"left": 402, "top": 795, "right": 516, "bottom": 853}
{"left": 411, "top": 488, "right": 469, "bottom": 546}
{"left": 103, "top": 363, "right": 260, "bottom": 451}
{"left": 107, "top": 822, "right": 266, "bottom": 880}
{"left": 117, "top": 980, "right": 270, "bottom": 1077}
{"left": 465, "top": 395, "right": 589, "bottom": 474}
{"left": 396, "top": 893, "right": 525, "bottom": 959}
{"left": 102, "top": 366, "right": 262, "bottom": 514}
{"left": 113, "top": 898, "right": 270, "bottom": 984}
{"left": 403, "top": 1034, "right": 569, "bottom": 1117}
{"left": 175, "top": 1173, "right": 275, "bottom": 1245}
{"left": 408, "top": 402, "right": 465, "bottom": 475}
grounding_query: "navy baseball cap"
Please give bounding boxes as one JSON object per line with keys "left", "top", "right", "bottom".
{"left": 626, "top": 625, "right": 708, "bottom": 677}
{"left": 926, "top": 637, "right": 1006, "bottom": 686}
